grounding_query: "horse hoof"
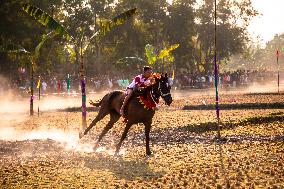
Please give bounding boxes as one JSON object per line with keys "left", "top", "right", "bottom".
{"left": 93, "top": 143, "right": 99, "bottom": 151}
{"left": 93, "top": 146, "right": 97, "bottom": 152}
{"left": 79, "top": 132, "right": 84, "bottom": 139}
{"left": 114, "top": 148, "right": 120, "bottom": 156}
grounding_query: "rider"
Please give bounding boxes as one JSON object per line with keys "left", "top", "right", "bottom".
{"left": 120, "top": 66, "right": 155, "bottom": 117}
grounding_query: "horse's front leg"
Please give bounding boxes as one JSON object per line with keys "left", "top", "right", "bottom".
{"left": 144, "top": 121, "right": 152, "bottom": 156}
{"left": 115, "top": 122, "right": 132, "bottom": 155}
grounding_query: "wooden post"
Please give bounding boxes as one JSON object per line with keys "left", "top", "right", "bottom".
{"left": 214, "top": 0, "right": 221, "bottom": 138}
{"left": 80, "top": 43, "right": 87, "bottom": 130}
{"left": 277, "top": 49, "right": 280, "bottom": 93}
{"left": 30, "top": 61, "right": 34, "bottom": 116}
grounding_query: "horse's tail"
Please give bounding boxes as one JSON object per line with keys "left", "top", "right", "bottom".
{"left": 93, "top": 91, "right": 123, "bottom": 108}
{"left": 92, "top": 100, "right": 102, "bottom": 107}
{"left": 92, "top": 95, "right": 107, "bottom": 107}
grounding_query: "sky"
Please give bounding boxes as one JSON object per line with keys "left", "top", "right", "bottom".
{"left": 248, "top": 0, "right": 284, "bottom": 45}
{"left": 167, "top": 0, "right": 284, "bottom": 46}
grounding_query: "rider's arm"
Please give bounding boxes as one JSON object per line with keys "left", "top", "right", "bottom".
{"left": 135, "top": 76, "right": 152, "bottom": 88}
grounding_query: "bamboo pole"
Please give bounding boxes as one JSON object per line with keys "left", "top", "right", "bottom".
{"left": 214, "top": 0, "right": 221, "bottom": 138}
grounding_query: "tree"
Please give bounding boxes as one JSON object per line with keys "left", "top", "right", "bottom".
{"left": 196, "top": 0, "right": 258, "bottom": 73}
{"left": 227, "top": 34, "right": 284, "bottom": 71}
{"left": 166, "top": 0, "right": 196, "bottom": 73}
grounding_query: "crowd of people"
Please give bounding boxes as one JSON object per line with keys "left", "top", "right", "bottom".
{"left": 0, "top": 69, "right": 282, "bottom": 97}
{"left": 0, "top": 73, "right": 136, "bottom": 97}
{"left": 175, "top": 70, "right": 282, "bottom": 89}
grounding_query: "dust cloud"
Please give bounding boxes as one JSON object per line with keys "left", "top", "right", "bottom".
{"left": 0, "top": 73, "right": 282, "bottom": 155}
{"left": 0, "top": 78, "right": 116, "bottom": 153}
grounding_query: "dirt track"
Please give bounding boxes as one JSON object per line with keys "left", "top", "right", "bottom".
{"left": 0, "top": 91, "right": 284, "bottom": 188}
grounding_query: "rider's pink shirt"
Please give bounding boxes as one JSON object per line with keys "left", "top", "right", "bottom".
{"left": 127, "top": 74, "right": 151, "bottom": 89}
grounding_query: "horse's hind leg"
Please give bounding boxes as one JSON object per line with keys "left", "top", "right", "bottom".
{"left": 144, "top": 120, "right": 152, "bottom": 156}
{"left": 94, "top": 111, "right": 120, "bottom": 149}
{"left": 81, "top": 108, "right": 109, "bottom": 137}
{"left": 115, "top": 122, "right": 133, "bottom": 155}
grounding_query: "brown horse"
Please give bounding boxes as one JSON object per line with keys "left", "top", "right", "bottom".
{"left": 79, "top": 74, "right": 173, "bottom": 155}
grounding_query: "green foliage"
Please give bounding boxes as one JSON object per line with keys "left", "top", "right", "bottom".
{"left": 145, "top": 43, "right": 179, "bottom": 65}
{"left": 145, "top": 44, "right": 157, "bottom": 65}
{"left": 0, "top": 0, "right": 259, "bottom": 77}
{"left": 98, "top": 8, "right": 138, "bottom": 37}
{"left": 226, "top": 34, "right": 284, "bottom": 71}
{"left": 158, "top": 44, "right": 179, "bottom": 60}
{"left": 84, "top": 8, "right": 138, "bottom": 54}
{"left": 21, "top": 3, "right": 73, "bottom": 41}
{"left": 34, "top": 32, "right": 57, "bottom": 59}
{"left": 65, "top": 45, "right": 76, "bottom": 63}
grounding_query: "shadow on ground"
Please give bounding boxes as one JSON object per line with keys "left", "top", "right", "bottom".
{"left": 182, "top": 102, "right": 284, "bottom": 110}
{"left": 82, "top": 155, "right": 165, "bottom": 180}
{"left": 128, "top": 112, "right": 284, "bottom": 147}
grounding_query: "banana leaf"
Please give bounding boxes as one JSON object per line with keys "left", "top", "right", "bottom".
{"left": 145, "top": 44, "right": 157, "bottom": 64}
{"left": 65, "top": 44, "right": 76, "bottom": 63}
{"left": 84, "top": 8, "right": 138, "bottom": 53}
{"left": 22, "top": 3, "right": 73, "bottom": 41}
{"left": 35, "top": 32, "right": 57, "bottom": 58}
{"left": 158, "top": 44, "right": 179, "bottom": 60}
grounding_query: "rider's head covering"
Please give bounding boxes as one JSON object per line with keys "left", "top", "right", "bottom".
{"left": 143, "top": 66, "right": 152, "bottom": 72}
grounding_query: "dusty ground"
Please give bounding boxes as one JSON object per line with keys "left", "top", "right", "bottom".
{"left": 0, "top": 90, "right": 284, "bottom": 188}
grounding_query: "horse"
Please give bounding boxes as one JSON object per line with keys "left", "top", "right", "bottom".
{"left": 79, "top": 73, "right": 173, "bottom": 155}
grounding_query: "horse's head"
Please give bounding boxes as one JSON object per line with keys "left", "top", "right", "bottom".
{"left": 152, "top": 73, "right": 173, "bottom": 106}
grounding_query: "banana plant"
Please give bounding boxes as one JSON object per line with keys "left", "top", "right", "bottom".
{"left": 2, "top": 32, "right": 56, "bottom": 115}
{"left": 145, "top": 43, "right": 179, "bottom": 65}
{"left": 146, "top": 43, "right": 179, "bottom": 73}
{"left": 117, "top": 44, "right": 179, "bottom": 72}
{"left": 65, "top": 8, "right": 138, "bottom": 129}
{"left": 22, "top": 2, "right": 138, "bottom": 128}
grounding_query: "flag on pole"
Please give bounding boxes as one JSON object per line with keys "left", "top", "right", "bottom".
{"left": 37, "top": 77, "right": 41, "bottom": 89}
{"left": 67, "top": 74, "right": 71, "bottom": 94}
{"left": 277, "top": 49, "right": 280, "bottom": 93}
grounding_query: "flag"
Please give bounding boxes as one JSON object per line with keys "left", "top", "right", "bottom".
{"left": 277, "top": 49, "right": 280, "bottom": 64}
{"left": 37, "top": 78, "right": 41, "bottom": 89}
{"left": 67, "top": 74, "right": 71, "bottom": 93}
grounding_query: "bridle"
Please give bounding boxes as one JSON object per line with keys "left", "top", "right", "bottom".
{"left": 150, "top": 78, "right": 171, "bottom": 103}
{"left": 158, "top": 80, "right": 171, "bottom": 98}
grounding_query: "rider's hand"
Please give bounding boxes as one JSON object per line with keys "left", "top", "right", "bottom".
{"left": 138, "top": 86, "right": 145, "bottom": 90}
{"left": 150, "top": 77, "right": 156, "bottom": 84}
